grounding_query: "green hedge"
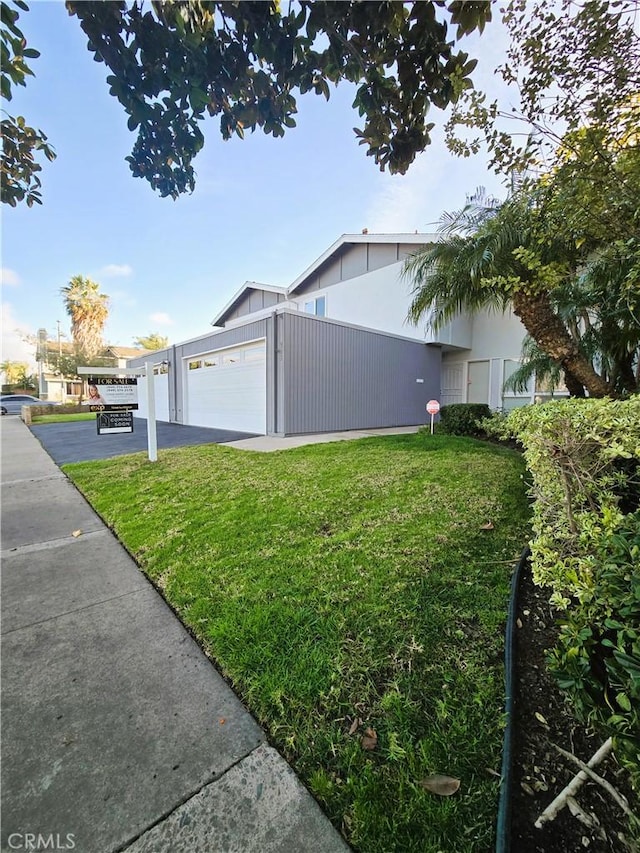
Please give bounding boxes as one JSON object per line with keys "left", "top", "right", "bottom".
{"left": 489, "top": 398, "right": 640, "bottom": 788}
{"left": 35, "top": 404, "right": 93, "bottom": 415}
{"left": 437, "top": 403, "right": 492, "bottom": 436}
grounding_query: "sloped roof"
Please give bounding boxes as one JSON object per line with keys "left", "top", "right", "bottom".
{"left": 106, "top": 346, "right": 151, "bottom": 358}
{"left": 211, "top": 281, "right": 288, "bottom": 328}
{"left": 45, "top": 340, "right": 74, "bottom": 354}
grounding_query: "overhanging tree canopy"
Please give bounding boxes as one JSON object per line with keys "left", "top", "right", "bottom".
{"left": 1, "top": 0, "right": 56, "bottom": 206}
{"left": 64, "top": 0, "right": 491, "bottom": 198}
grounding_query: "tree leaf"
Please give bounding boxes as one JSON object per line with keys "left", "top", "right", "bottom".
{"left": 361, "top": 727, "right": 377, "bottom": 750}
{"left": 419, "top": 774, "right": 461, "bottom": 796}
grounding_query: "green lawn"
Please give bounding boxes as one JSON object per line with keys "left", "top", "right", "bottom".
{"left": 32, "top": 412, "right": 95, "bottom": 423}
{"left": 64, "top": 433, "right": 531, "bottom": 853}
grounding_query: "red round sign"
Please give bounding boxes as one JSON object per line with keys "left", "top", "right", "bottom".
{"left": 426, "top": 400, "right": 440, "bottom": 415}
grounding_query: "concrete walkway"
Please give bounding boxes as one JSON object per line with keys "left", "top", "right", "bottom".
{"left": 1, "top": 418, "right": 350, "bottom": 853}
{"left": 221, "top": 425, "right": 421, "bottom": 452}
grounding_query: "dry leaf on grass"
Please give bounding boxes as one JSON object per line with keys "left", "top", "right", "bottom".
{"left": 419, "top": 774, "right": 461, "bottom": 796}
{"left": 348, "top": 717, "right": 361, "bottom": 736}
{"left": 361, "top": 727, "right": 377, "bottom": 751}
{"left": 479, "top": 522, "right": 494, "bottom": 530}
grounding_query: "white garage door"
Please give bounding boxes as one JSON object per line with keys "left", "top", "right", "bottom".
{"left": 136, "top": 371, "right": 170, "bottom": 421}
{"left": 185, "top": 341, "right": 266, "bottom": 434}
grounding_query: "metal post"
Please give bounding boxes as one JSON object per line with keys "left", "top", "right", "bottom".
{"left": 145, "top": 361, "right": 158, "bottom": 462}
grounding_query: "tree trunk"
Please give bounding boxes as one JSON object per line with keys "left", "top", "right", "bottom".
{"left": 511, "top": 291, "right": 613, "bottom": 398}
{"left": 563, "top": 370, "right": 586, "bottom": 398}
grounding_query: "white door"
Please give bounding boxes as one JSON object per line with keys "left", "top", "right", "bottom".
{"left": 467, "top": 360, "right": 490, "bottom": 404}
{"left": 136, "top": 372, "right": 170, "bottom": 421}
{"left": 441, "top": 364, "right": 463, "bottom": 405}
{"left": 185, "top": 342, "right": 266, "bottom": 433}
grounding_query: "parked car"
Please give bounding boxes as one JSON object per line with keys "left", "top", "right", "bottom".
{"left": 0, "top": 394, "right": 60, "bottom": 415}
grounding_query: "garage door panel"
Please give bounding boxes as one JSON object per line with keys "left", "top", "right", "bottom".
{"left": 186, "top": 343, "right": 266, "bottom": 434}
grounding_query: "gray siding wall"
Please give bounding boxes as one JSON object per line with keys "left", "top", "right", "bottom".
{"left": 280, "top": 312, "right": 441, "bottom": 434}
{"left": 128, "top": 320, "right": 268, "bottom": 424}
{"left": 295, "top": 241, "right": 429, "bottom": 297}
{"left": 225, "top": 289, "right": 285, "bottom": 324}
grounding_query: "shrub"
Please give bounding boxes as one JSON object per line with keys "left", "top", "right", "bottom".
{"left": 437, "top": 403, "right": 492, "bottom": 436}
{"left": 494, "top": 397, "right": 640, "bottom": 787}
{"left": 549, "top": 509, "right": 640, "bottom": 784}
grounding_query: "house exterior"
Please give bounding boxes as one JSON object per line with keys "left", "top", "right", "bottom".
{"left": 128, "top": 232, "right": 536, "bottom": 436}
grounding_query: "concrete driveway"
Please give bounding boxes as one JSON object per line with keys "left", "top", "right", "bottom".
{"left": 30, "top": 418, "right": 257, "bottom": 464}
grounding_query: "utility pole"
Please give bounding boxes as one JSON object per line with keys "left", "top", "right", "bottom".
{"left": 36, "top": 328, "right": 47, "bottom": 398}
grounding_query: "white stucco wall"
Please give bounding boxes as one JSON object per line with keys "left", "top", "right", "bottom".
{"left": 290, "top": 261, "right": 472, "bottom": 347}
{"left": 440, "top": 306, "right": 528, "bottom": 408}
{"left": 466, "top": 307, "right": 527, "bottom": 361}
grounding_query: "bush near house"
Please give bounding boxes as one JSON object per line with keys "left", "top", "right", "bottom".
{"left": 436, "top": 403, "right": 492, "bottom": 437}
{"left": 488, "top": 398, "right": 640, "bottom": 787}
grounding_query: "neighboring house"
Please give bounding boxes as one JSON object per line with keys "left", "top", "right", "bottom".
{"left": 38, "top": 341, "right": 79, "bottom": 402}
{"left": 104, "top": 346, "right": 152, "bottom": 370}
{"left": 39, "top": 342, "right": 149, "bottom": 402}
{"left": 128, "top": 232, "right": 541, "bottom": 436}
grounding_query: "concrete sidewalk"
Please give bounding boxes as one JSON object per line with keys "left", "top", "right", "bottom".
{"left": 1, "top": 418, "right": 350, "bottom": 853}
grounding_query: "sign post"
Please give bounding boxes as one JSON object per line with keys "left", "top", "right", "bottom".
{"left": 145, "top": 361, "right": 157, "bottom": 463}
{"left": 426, "top": 399, "right": 440, "bottom": 435}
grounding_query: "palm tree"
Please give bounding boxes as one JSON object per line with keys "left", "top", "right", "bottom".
{"left": 61, "top": 276, "right": 109, "bottom": 361}
{"left": 403, "top": 194, "right": 614, "bottom": 398}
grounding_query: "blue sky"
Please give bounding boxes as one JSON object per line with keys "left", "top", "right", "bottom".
{"left": 2, "top": 1, "right": 514, "bottom": 366}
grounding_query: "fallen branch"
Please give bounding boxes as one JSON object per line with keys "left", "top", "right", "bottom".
{"left": 552, "top": 741, "right": 634, "bottom": 820}
{"left": 535, "top": 738, "right": 612, "bottom": 828}
{"left": 566, "top": 796, "right": 606, "bottom": 840}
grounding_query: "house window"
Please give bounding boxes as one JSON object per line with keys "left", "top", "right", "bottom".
{"left": 244, "top": 344, "right": 266, "bottom": 363}
{"left": 222, "top": 350, "right": 241, "bottom": 365}
{"left": 303, "top": 295, "right": 326, "bottom": 317}
{"left": 188, "top": 360, "right": 202, "bottom": 370}
{"left": 203, "top": 356, "right": 220, "bottom": 368}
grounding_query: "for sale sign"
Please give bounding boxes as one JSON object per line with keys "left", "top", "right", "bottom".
{"left": 87, "top": 377, "right": 138, "bottom": 412}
